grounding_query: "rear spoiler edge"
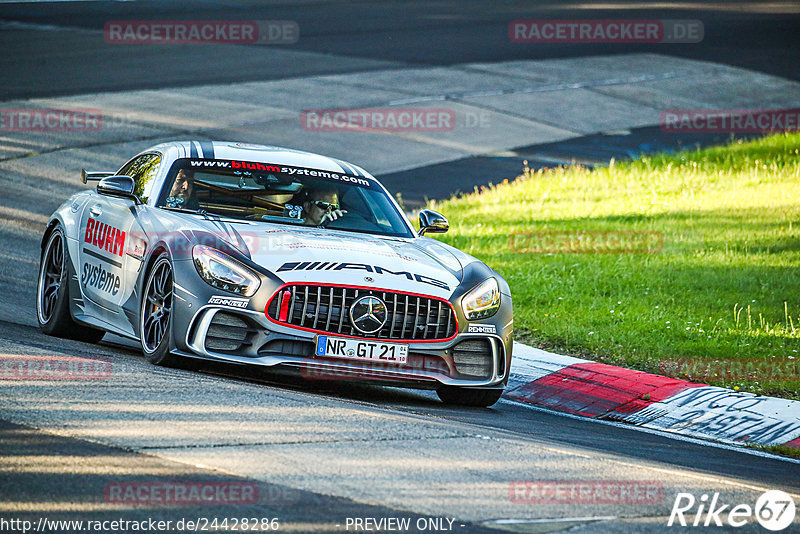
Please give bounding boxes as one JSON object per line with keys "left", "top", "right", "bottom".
{"left": 81, "top": 169, "right": 115, "bottom": 184}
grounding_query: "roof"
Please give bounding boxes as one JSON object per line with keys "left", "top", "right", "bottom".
{"left": 150, "top": 140, "right": 372, "bottom": 179}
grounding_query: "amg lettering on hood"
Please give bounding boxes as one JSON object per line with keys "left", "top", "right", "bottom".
{"left": 277, "top": 261, "right": 450, "bottom": 291}
{"left": 85, "top": 218, "right": 126, "bottom": 257}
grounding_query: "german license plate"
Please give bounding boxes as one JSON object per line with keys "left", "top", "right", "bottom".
{"left": 315, "top": 335, "right": 408, "bottom": 365}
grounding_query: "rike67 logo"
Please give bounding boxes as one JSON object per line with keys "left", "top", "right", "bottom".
{"left": 668, "top": 490, "right": 796, "bottom": 531}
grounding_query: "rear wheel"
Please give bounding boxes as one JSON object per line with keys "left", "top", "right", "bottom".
{"left": 37, "top": 226, "right": 105, "bottom": 342}
{"left": 436, "top": 386, "right": 504, "bottom": 407}
{"left": 140, "top": 253, "right": 184, "bottom": 367}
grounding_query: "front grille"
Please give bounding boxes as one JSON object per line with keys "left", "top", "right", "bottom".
{"left": 451, "top": 338, "right": 494, "bottom": 379}
{"left": 266, "top": 284, "right": 457, "bottom": 341}
{"left": 205, "top": 312, "right": 259, "bottom": 353}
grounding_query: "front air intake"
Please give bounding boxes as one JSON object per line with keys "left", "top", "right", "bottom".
{"left": 451, "top": 338, "right": 494, "bottom": 379}
{"left": 204, "top": 312, "right": 258, "bottom": 353}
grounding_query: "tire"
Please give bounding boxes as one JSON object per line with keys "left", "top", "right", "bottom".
{"left": 36, "top": 226, "right": 105, "bottom": 343}
{"left": 436, "top": 386, "right": 504, "bottom": 407}
{"left": 139, "top": 252, "right": 184, "bottom": 367}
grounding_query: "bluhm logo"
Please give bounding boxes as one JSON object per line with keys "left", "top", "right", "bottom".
{"left": 85, "top": 218, "right": 126, "bottom": 258}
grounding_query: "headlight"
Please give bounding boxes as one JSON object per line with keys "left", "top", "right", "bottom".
{"left": 192, "top": 245, "right": 261, "bottom": 296}
{"left": 462, "top": 278, "right": 501, "bottom": 320}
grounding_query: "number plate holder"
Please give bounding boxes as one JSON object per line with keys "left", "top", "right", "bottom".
{"left": 314, "top": 335, "right": 408, "bottom": 365}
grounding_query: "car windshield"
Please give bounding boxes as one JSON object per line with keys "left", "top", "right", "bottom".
{"left": 157, "top": 158, "right": 414, "bottom": 238}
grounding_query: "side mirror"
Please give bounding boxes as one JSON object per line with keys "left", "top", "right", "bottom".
{"left": 97, "top": 175, "right": 140, "bottom": 204}
{"left": 418, "top": 209, "right": 449, "bottom": 236}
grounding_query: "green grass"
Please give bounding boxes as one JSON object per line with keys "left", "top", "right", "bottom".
{"left": 749, "top": 443, "right": 800, "bottom": 460}
{"left": 429, "top": 132, "right": 800, "bottom": 399}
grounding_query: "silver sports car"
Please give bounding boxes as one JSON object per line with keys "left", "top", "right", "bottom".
{"left": 37, "top": 141, "right": 513, "bottom": 406}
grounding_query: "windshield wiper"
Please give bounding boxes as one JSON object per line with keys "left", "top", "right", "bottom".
{"left": 160, "top": 206, "right": 221, "bottom": 219}
{"left": 258, "top": 214, "right": 306, "bottom": 225}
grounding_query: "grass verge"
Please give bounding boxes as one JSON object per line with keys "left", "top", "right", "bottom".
{"left": 748, "top": 443, "right": 800, "bottom": 460}
{"left": 430, "top": 132, "right": 800, "bottom": 400}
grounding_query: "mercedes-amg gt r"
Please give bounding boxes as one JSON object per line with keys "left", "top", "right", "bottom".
{"left": 36, "top": 141, "right": 513, "bottom": 406}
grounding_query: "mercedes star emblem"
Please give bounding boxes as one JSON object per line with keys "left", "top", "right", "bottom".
{"left": 350, "top": 295, "right": 388, "bottom": 334}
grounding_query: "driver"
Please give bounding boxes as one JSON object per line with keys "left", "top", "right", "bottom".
{"left": 167, "top": 168, "right": 199, "bottom": 210}
{"left": 302, "top": 187, "right": 347, "bottom": 226}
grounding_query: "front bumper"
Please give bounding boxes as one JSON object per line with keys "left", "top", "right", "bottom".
{"left": 180, "top": 305, "right": 510, "bottom": 388}
{"left": 169, "top": 258, "right": 512, "bottom": 389}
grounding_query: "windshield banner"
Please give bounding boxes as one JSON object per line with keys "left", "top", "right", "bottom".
{"left": 186, "top": 159, "right": 374, "bottom": 188}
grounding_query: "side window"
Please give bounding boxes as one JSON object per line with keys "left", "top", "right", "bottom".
{"left": 119, "top": 153, "right": 161, "bottom": 203}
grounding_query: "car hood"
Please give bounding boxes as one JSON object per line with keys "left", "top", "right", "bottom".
{"left": 229, "top": 223, "right": 464, "bottom": 299}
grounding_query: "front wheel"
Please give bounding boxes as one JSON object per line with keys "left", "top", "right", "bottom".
{"left": 37, "top": 226, "right": 105, "bottom": 343}
{"left": 140, "top": 253, "right": 184, "bottom": 367}
{"left": 436, "top": 386, "right": 504, "bottom": 407}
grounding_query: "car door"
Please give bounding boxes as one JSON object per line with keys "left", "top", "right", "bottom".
{"left": 77, "top": 153, "right": 162, "bottom": 318}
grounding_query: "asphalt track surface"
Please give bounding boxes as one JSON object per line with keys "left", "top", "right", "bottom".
{"left": 0, "top": 0, "right": 798, "bottom": 99}
{"left": 1, "top": 1, "right": 800, "bottom": 532}
{"left": 1, "top": 0, "right": 797, "bottom": 204}
{"left": 2, "top": 320, "right": 799, "bottom": 532}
